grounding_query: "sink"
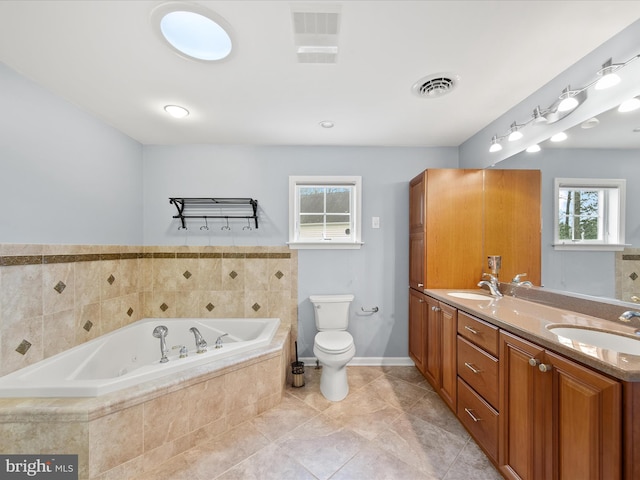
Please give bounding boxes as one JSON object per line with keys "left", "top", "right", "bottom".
{"left": 547, "top": 325, "right": 640, "bottom": 355}
{"left": 447, "top": 292, "right": 492, "bottom": 301}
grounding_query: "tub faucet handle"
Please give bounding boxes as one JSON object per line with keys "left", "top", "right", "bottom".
{"left": 172, "top": 345, "right": 188, "bottom": 358}
{"left": 215, "top": 333, "right": 229, "bottom": 349}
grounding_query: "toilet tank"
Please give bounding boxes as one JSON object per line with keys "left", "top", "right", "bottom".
{"left": 309, "top": 294, "right": 355, "bottom": 331}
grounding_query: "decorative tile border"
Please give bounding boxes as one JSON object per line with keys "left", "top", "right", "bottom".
{"left": 0, "top": 251, "right": 291, "bottom": 267}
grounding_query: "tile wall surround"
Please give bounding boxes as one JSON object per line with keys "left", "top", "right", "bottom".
{"left": 0, "top": 243, "right": 298, "bottom": 377}
{"left": 617, "top": 247, "right": 640, "bottom": 303}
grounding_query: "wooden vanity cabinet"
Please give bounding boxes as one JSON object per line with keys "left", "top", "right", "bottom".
{"left": 412, "top": 294, "right": 457, "bottom": 410}
{"left": 499, "top": 330, "right": 621, "bottom": 480}
{"left": 408, "top": 288, "right": 427, "bottom": 372}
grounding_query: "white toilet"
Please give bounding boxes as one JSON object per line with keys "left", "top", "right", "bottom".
{"left": 310, "top": 294, "right": 356, "bottom": 402}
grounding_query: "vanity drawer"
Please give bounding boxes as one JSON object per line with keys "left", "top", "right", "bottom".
{"left": 457, "top": 377, "right": 498, "bottom": 462}
{"left": 457, "top": 336, "right": 499, "bottom": 408}
{"left": 457, "top": 311, "right": 499, "bottom": 357}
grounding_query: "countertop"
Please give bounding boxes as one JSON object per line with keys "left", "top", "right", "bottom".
{"left": 425, "top": 288, "right": 640, "bottom": 382}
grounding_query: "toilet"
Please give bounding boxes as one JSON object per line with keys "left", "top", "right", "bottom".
{"left": 310, "top": 294, "right": 356, "bottom": 402}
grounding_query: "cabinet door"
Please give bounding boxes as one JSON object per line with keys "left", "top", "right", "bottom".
{"left": 409, "top": 231, "right": 425, "bottom": 290}
{"left": 544, "top": 350, "right": 621, "bottom": 480}
{"left": 409, "top": 171, "right": 426, "bottom": 233}
{"left": 408, "top": 289, "right": 426, "bottom": 372}
{"left": 423, "top": 295, "right": 441, "bottom": 388}
{"left": 439, "top": 302, "right": 457, "bottom": 410}
{"left": 499, "top": 331, "right": 546, "bottom": 480}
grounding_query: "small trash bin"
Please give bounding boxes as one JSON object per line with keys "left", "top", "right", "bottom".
{"left": 291, "top": 361, "right": 305, "bottom": 388}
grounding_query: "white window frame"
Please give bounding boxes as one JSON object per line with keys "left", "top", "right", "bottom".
{"left": 553, "top": 177, "right": 627, "bottom": 251}
{"left": 288, "top": 175, "right": 363, "bottom": 249}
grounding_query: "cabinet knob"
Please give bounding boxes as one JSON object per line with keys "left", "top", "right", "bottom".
{"left": 418, "top": 299, "right": 424, "bottom": 303}
{"left": 431, "top": 306, "right": 441, "bottom": 312}
{"left": 417, "top": 283, "right": 424, "bottom": 287}
{"left": 528, "top": 358, "right": 540, "bottom": 367}
{"left": 538, "top": 363, "right": 552, "bottom": 373}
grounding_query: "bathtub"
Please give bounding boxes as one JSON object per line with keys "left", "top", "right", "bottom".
{"left": 0, "top": 317, "right": 280, "bottom": 397}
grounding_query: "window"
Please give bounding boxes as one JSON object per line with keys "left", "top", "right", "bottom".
{"left": 553, "top": 178, "right": 626, "bottom": 251}
{"left": 288, "top": 176, "right": 363, "bottom": 249}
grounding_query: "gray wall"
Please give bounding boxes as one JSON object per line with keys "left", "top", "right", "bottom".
{"left": 496, "top": 148, "right": 640, "bottom": 298}
{"left": 0, "top": 62, "right": 143, "bottom": 245}
{"left": 142, "top": 145, "right": 458, "bottom": 357}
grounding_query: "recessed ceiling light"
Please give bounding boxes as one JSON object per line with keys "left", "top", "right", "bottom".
{"left": 319, "top": 121, "right": 335, "bottom": 128}
{"left": 164, "top": 105, "right": 189, "bottom": 118}
{"left": 550, "top": 132, "right": 568, "bottom": 142}
{"left": 152, "top": 4, "right": 233, "bottom": 62}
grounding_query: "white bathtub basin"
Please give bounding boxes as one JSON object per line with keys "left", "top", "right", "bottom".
{"left": 447, "top": 292, "right": 492, "bottom": 301}
{"left": 547, "top": 325, "right": 640, "bottom": 355}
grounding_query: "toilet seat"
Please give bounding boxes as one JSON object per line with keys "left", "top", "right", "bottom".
{"left": 314, "top": 331, "right": 354, "bottom": 355}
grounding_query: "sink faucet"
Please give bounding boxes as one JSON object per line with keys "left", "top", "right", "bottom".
{"left": 189, "top": 327, "right": 208, "bottom": 354}
{"left": 619, "top": 310, "right": 640, "bottom": 327}
{"left": 511, "top": 273, "right": 533, "bottom": 287}
{"left": 478, "top": 273, "right": 503, "bottom": 297}
{"left": 152, "top": 325, "right": 169, "bottom": 363}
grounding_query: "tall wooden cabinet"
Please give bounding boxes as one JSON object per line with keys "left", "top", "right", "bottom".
{"left": 409, "top": 168, "right": 541, "bottom": 290}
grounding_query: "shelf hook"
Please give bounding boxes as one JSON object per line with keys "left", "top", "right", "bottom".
{"left": 221, "top": 217, "right": 231, "bottom": 231}
{"left": 243, "top": 218, "right": 253, "bottom": 230}
{"left": 200, "top": 217, "right": 209, "bottom": 231}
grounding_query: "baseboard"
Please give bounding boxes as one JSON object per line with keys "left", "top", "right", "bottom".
{"left": 298, "top": 356, "right": 415, "bottom": 367}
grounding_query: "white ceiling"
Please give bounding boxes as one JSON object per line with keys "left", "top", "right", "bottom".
{"left": 1, "top": 1, "right": 640, "bottom": 147}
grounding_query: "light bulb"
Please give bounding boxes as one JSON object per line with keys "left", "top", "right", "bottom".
{"left": 526, "top": 144, "right": 541, "bottom": 153}
{"left": 508, "top": 122, "right": 522, "bottom": 142}
{"left": 164, "top": 105, "right": 190, "bottom": 118}
{"left": 595, "top": 59, "right": 621, "bottom": 90}
{"left": 550, "top": 132, "right": 567, "bottom": 142}
{"left": 557, "top": 87, "right": 579, "bottom": 112}
{"left": 619, "top": 97, "right": 640, "bottom": 113}
{"left": 489, "top": 135, "right": 502, "bottom": 152}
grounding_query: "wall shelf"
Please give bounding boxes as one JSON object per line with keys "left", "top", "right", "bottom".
{"left": 169, "top": 198, "right": 259, "bottom": 230}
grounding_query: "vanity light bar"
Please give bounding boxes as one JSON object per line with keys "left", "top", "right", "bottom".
{"left": 489, "top": 52, "right": 640, "bottom": 153}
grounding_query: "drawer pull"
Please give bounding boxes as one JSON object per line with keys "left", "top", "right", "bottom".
{"left": 464, "top": 362, "right": 482, "bottom": 374}
{"left": 464, "top": 325, "right": 479, "bottom": 335}
{"left": 464, "top": 407, "right": 482, "bottom": 422}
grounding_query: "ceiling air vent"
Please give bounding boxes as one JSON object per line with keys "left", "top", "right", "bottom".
{"left": 412, "top": 73, "right": 460, "bottom": 98}
{"left": 291, "top": 6, "right": 341, "bottom": 64}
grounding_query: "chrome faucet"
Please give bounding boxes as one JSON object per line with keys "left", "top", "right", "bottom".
{"left": 619, "top": 310, "right": 640, "bottom": 327}
{"left": 152, "top": 325, "right": 169, "bottom": 363}
{"left": 511, "top": 273, "right": 533, "bottom": 287}
{"left": 478, "top": 273, "right": 503, "bottom": 297}
{"left": 189, "top": 327, "right": 208, "bottom": 354}
{"left": 215, "top": 333, "right": 229, "bottom": 349}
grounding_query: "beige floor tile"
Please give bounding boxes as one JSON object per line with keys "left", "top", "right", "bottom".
{"left": 250, "top": 392, "right": 319, "bottom": 442}
{"left": 382, "top": 365, "right": 434, "bottom": 390}
{"left": 215, "top": 443, "right": 315, "bottom": 480}
{"left": 407, "top": 389, "right": 470, "bottom": 439}
{"left": 362, "top": 373, "right": 430, "bottom": 410}
{"left": 443, "top": 439, "right": 503, "bottom": 480}
{"left": 276, "top": 414, "right": 369, "bottom": 479}
{"left": 346, "top": 365, "right": 386, "bottom": 390}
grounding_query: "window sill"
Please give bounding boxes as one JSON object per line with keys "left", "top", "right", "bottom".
{"left": 552, "top": 243, "right": 630, "bottom": 252}
{"left": 287, "top": 241, "right": 364, "bottom": 250}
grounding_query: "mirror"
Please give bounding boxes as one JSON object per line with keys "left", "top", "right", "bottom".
{"left": 494, "top": 93, "right": 640, "bottom": 302}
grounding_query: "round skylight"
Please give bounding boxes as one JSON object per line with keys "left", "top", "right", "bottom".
{"left": 152, "top": 4, "right": 233, "bottom": 62}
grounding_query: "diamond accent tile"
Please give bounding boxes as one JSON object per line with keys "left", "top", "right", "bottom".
{"left": 160, "top": 303, "right": 169, "bottom": 312}
{"left": 275, "top": 270, "right": 284, "bottom": 280}
{"left": 127, "top": 307, "right": 134, "bottom": 317}
{"left": 229, "top": 270, "right": 238, "bottom": 279}
{"left": 631, "top": 272, "right": 638, "bottom": 281}
{"left": 252, "top": 302, "right": 261, "bottom": 312}
{"left": 15, "top": 339, "right": 32, "bottom": 355}
{"left": 83, "top": 320, "right": 93, "bottom": 332}
{"left": 206, "top": 303, "right": 215, "bottom": 312}
{"left": 53, "top": 281, "right": 66, "bottom": 294}
{"left": 183, "top": 270, "right": 192, "bottom": 279}
{"left": 107, "top": 274, "right": 115, "bottom": 285}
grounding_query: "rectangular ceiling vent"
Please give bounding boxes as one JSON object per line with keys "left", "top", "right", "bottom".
{"left": 291, "top": 5, "right": 341, "bottom": 64}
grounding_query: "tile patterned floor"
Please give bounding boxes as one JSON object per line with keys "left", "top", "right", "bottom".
{"left": 134, "top": 366, "right": 503, "bottom": 479}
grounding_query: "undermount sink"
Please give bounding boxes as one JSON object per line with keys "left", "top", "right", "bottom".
{"left": 547, "top": 325, "right": 640, "bottom": 355}
{"left": 447, "top": 292, "right": 492, "bottom": 301}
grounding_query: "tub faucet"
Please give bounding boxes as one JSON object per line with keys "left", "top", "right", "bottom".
{"left": 152, "top": 325, "right": 169, "bottom": 363}
{"left": 189, "top": 327, "right": 208, "bottom": 354}
{"left": 478, "top": 273, "right": 503, "bottom": 297}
